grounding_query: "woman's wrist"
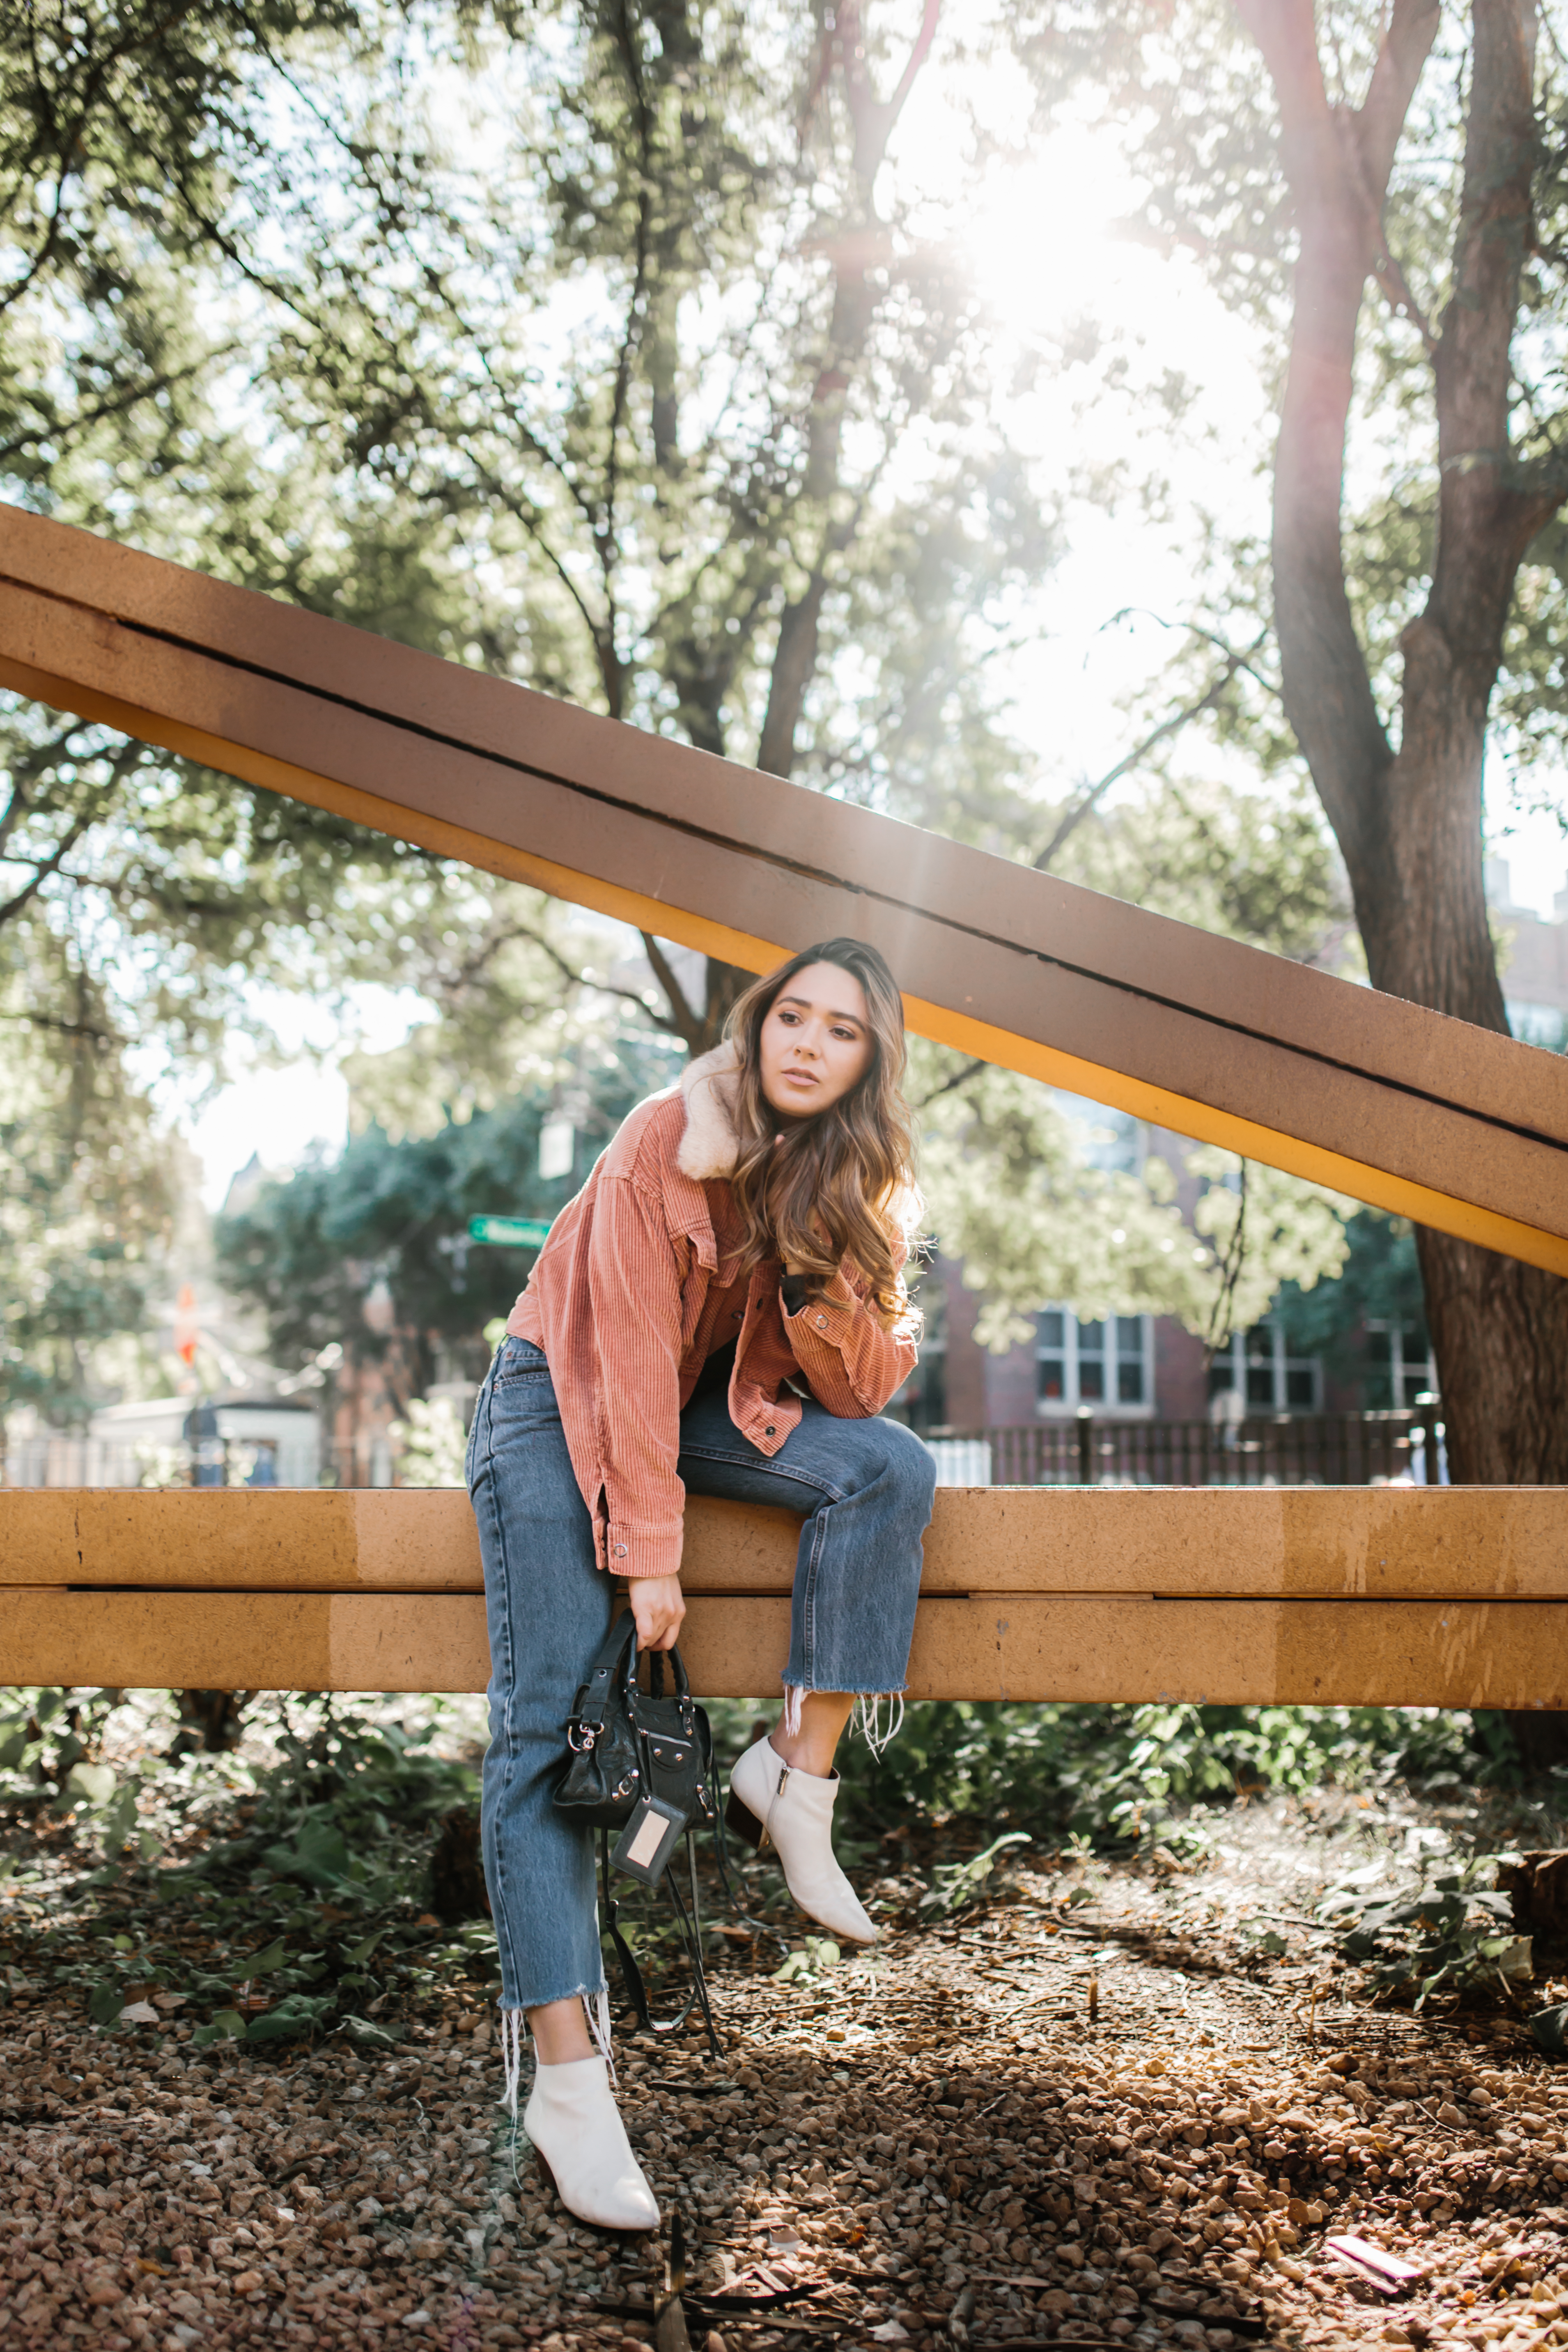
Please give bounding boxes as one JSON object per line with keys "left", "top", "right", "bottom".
{"left": 627, "top": 1570, "right": 685, "bottom": 1652}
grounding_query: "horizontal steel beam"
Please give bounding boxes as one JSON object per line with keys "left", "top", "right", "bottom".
{"left": 4, "top": 506, "right": 1568, "bottom": 1269}
{"left": 7, "top": 1485, "right": 1568, "bottom": 1597}
{"left": 4, "top": 1585, "right": 1566, "bottom": 1706}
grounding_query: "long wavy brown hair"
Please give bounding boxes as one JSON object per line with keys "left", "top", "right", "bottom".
{"left": 723, "top": 939, "right": 921, "bottom": 1334}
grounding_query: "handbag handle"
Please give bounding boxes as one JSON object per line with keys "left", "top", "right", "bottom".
{"left": 645, "top": 1642, "right": 692, "bottom": 1704}
{"left": 570, "top": 1608, "right": 692, "bottom": 1737}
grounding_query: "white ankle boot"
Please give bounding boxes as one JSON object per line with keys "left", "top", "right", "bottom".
{"left": 727, "top": 1734, "right": 877, "bottom": 1944}
{"left": 523, "top": 2055, "right": 660, "bottom": 2231}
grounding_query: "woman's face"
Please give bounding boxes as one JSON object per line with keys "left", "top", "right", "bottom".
{"left": 758, "top": 961, "right": 874, "bottom": 1122}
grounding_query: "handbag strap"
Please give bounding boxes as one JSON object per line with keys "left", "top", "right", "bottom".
{"left": 571, "top": 1611, "right": 640, "bottom": 1740}
{"left": 599, "top": 1826, "right": 719, "bottom": 2059}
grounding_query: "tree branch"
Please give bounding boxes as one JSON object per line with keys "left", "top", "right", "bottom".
{"left": 913, "top": 1056, "right": 985, "bottom": 1111}
{"left": 1235, "top": 0, "right": 1438, "bottom": 898}
{"left": 0, "top": 349, "right": 231, "bottom": 465}
{"left": 836, "top": 0, "right": 941, "bottom": 187}
{"left": 0, "top": 773, "right": 26, "bottom": 865}
{"left": 1357, "top": 0, "right": 1444, "bottom": 188}
{"left": 639, "top": 931, "right": 704, "bottom": 1051}
{"left": 1430, "top": 0, "right": 1554, "bottom": 632}
{"left": 601, "top": 2, "right": 655, "bottom": 590}
{"left": 0, "top": 818, "right": 92, "bottom": 929}
{"left": 1032, "top": 629, "right": 1270, "bottom": 874}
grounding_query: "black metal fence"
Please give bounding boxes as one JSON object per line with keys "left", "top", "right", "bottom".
{"left": 932, "top": 1411, "right": 1447, "bottom": 1487}
{"left": 7, "top": 1412, "right": 1449, "bottom": 1492}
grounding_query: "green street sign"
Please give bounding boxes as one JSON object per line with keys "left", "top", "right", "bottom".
{"left": 468, "top": 1215, "right": 553, "bottom": 1248}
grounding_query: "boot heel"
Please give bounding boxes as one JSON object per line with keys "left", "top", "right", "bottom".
{"left": 726, "top": 1789, "right": 767, "bottom": 1852}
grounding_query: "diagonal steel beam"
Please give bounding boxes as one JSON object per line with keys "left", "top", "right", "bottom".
{"left": 4, "top": 503, "right": 1568, "bottom": 1273}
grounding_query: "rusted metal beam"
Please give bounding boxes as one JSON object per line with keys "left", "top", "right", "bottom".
{"left": 4, "top": 505, "right": 1568, "bottom": 1270}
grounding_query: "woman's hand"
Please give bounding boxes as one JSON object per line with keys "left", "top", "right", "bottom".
{"left": 629, "top": 1572, "right": 686, "bottom": 1652}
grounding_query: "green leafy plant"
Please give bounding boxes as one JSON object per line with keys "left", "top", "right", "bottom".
{"left": 262, "top": 1810, "right": 354, "bottom": 1891}
{"left": 390, "top": 1395, "right": 468, "bottom": 1488}
{"left": 831, "top": 1698, "right": 1491, "bottom": 1849}
{"left": 231, "top": 1992, "right": 338, "bottom": 2046}
{"left": 1319, "top": 1855, "right": 1527, "bottom": 2008}
{"left": 918, "top": 1831, "right": 1031, "bottom": 1915}
{"left": 773, "top": 1936, "right": 841, "bottom": 1985}
{"left": 341, "top": 2013, "right": 404, "bottom": 2051}
{"left": 0, "top": 1688, "right": 123, "bottom": 1801}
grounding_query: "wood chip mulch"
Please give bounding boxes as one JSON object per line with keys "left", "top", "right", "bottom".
{"left": 5, "top": 1802, "right": 1568, "bottom": 2352}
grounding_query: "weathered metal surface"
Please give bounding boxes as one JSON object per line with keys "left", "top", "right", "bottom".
{"left": 7, "top": 1486, "right": 1568, "bottom": 1597}
{"left": 4, "top": 505, "right": 1568, "bottom": 1270}
{"left": 4, "top": 1583, "right": 1566, "bottom": 1706}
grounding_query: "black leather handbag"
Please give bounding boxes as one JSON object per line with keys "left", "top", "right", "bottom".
{"left": 555, "top": 1611, "right": 715, "bottom": 1883}
{"left": 553, "top": 1611, "right": 724, "bottom": 2051}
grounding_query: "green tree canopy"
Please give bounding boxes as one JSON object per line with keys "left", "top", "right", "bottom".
{"left": 214, "top": 1043, "right": 674, "bottom": 1398}
{"left": 2, "top": 0, "right": 1371, "bottom": 1418}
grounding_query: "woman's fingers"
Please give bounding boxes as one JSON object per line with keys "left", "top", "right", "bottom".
{"left": 629, "top": 1574, "right": 686, "bottom": 1652}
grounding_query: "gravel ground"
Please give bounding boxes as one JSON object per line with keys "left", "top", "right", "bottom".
{"left": 5, "top": 1777, "right": 1568, "bottom": 2352}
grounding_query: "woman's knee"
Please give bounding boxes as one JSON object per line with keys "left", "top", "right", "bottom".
{"left": 877, "top": 1417, "right": 938, "bottom": 1512}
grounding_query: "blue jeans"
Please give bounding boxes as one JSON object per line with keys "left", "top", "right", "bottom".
{"left": 466, "top": 1333, "right": 935, "bottom": 2012}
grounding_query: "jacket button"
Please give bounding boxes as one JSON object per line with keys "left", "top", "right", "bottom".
{"left": 815, "top": 1315, "right": 826, "bottom": 1327}
{"left": 613, "top": 1544, "right": 627, "bottom": 1557}
{"left": 764, "top": 1425, "right": 776, "bottom": 1438}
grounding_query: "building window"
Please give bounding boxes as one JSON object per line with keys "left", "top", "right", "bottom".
{"left": 1077, "top": 1318, "right": 1105, "bottom": 1403}
{"left": 1036, "top": 1308, "right": 1152, "bottom": 1415}
{"left": 1365, "top": 1320, "right": 1437, "bottom": 1411}
{"left": 1208, "top": 1322, "right": 1320, "bottom": 1414}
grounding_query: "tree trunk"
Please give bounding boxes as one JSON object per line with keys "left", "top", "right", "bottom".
{"left": 1370, "top": 649, "right": 1568, "bottom": 1487}
{"left": 1243, "top": 0, "right": 1568, "bottom": 1495}
{"left": 693, "top": 3, "right": 940, "bottom": 1036}
{"left": 170, "top": 1689, "right": 253, "bottom": 1756}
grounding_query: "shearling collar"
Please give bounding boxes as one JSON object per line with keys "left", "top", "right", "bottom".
{"left": 675, "top": 1036, "right": 923, "bottom": 1246}
{"left": 677, "top": 1040, "right": 744, "bottom": 1181}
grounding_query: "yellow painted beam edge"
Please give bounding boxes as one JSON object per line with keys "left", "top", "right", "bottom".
{"left": 916, "top": 998, "right": 1568, "bottom": 1278}
{"left": 9, "top": 655, "right": 1568, "bottom": 1280}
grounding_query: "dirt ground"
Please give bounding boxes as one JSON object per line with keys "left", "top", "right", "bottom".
{"left": 5, "top": 1771, "right": 1568, "bottom": 2352}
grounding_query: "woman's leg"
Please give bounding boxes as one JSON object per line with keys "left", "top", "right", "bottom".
{"left": 771, "top": 1690, "right": 855, "bottom": 1775}
{"left": 677, "top": 1394, "right": 934, "bottom": 1937}
{"left": 468, "top": 1340, "right": 614, "bottom": 2052}
{"left": 677, "top": 1389, "right": 935, "bottom": 1739}
{"left": 468, "top": 1337, "right": 658, "bottom": 2230}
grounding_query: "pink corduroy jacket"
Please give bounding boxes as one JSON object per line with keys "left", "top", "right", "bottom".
{"left": 506, "top": 1042, "right": 918, "bottom": 1579}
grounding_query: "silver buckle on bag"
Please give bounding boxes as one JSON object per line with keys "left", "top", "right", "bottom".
{"left": 567, "top": 1721, "right": 598, "bottom": 1753}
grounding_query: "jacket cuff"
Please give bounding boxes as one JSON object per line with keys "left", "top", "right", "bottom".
{"left": 603, "top": 1516, "right": 684, "bottom": 1580}
{"left": 783, "top": 1278, "right": 856, "bottom": 1348}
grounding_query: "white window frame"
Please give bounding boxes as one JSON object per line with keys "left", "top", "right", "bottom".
{"left": 1364, "top": 1319, "right": 1438, "bottom": 1412}
{"left": 1035, "top": 1308, "right": 1154, "bottom": 1420}
{"left": 1208, "top": 1323, "right": 1321, "bottom": 1415}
